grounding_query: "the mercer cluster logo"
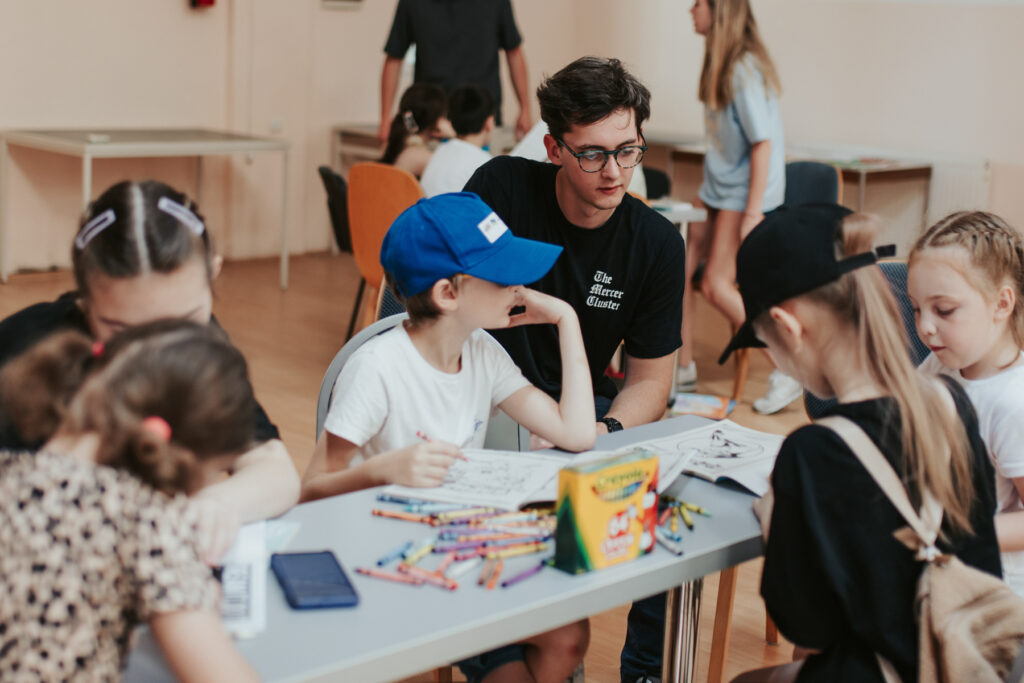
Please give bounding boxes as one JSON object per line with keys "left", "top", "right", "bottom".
{"left": 586, "top": 270, "right": 623, "bottom": 311}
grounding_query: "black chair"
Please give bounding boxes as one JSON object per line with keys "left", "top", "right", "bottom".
{"left": 784, "top": 161, "right": 842, "bottom": 207}
{"left": 317, "top": 166, "right": 363, "bottom": 341}
{"left": 376, "top": 281, "right": 406, "bottom": 320}
{"left": 804, "top": 260, "right": 931, "bottom": 418}
{"left": 642, "top": 166, "right": 672, "bottom": 201}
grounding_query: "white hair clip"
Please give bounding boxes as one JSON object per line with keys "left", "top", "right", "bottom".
{"left": 74, "top": 209, "right": 117, "bottom": 250}
{"left": 157, "top": 196, "right": 205, "bottom": 236}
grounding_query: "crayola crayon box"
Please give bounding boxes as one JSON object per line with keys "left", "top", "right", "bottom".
{"left": 554, "top": 449, "right": 658, "bottom": 574}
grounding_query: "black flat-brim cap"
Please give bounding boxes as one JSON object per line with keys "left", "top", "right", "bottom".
{"left": 719, "top": 203, "right": 866, "bottom": 364}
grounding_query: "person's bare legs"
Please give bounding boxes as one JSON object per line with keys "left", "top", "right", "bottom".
{"left": 700, "top": 208, "right": 746, "bottom": 328}
{"left": 483, "top": 620, "right": 590, "bottom": 683}
{"left": 678, "top": 202, "right": 713, "bottom": 370}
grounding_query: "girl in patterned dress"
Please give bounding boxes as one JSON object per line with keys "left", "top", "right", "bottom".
{"left": 0, "top": 321, "right": 259, "bottom": 681}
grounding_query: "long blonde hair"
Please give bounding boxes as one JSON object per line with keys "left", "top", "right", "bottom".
{"left": 910, "top": 211, "right": 1024, "bottom": 351}
{"left": 698, "top": 0, "right": 782, "bottom": 111}
{"left": 799, "top": 216, "right": 976, "bottom": 533}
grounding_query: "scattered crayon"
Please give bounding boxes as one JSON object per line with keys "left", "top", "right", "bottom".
{"left": 372, "top": 509, "right": 433, "bottom": 524}
{"left": 500, "top": 559, "right": 548, "bottom": 588}
{"left": 356, "top": 567, "right": 425, "bottom": 586}
{"left": 376, "top": 540, "right": 414, "bottom": 567}
{"left": 486, "top": 559, "right": 504, "bottom": 590}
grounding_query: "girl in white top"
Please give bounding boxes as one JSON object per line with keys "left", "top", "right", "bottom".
{"left": 908, "top": 210, "right": 1024, "bottom": 596}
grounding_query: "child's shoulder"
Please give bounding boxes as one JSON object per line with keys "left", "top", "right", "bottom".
{"left": 731, "top": 53, "right": 767, "bottom": 87}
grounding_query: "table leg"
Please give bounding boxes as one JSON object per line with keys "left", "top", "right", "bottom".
{"left": 82, "top": 153, "right": 93, "bottom": 208}
{"left": 662, "top": 578, "right": 704, "bottom": 683}
{"left": 195, "top": 156, "right": 204, "bottom": 206}
{"left": 0, "top": 138, "right": 8, "bottom": 282}
{"left": 279, "top": 149, "right": 290, "bottom": 291}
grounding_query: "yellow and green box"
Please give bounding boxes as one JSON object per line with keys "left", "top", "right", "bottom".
{"left": 554, "top": 449, "right": 659, "bottom": 574}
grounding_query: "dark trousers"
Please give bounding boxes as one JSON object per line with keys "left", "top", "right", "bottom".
{"left": 594, "top": 394, "right": 666, "bottom": 683}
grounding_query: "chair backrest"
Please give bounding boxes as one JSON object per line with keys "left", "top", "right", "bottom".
{"left": 376, "top": 281, "right": 407, "bottom": 320}
{"left": 804, "top": 260, "right": 931, "bottom": 418}
{"left": 317, "top": 165, "right": 352, "bottom": 253}
{"left": 347, "top": 162, "right": 424, "bottom": 290}
{"left": 642, "top": 166, "right": 671, "bottom": 201}
{"left": 784, "top": 161, "right": 843, "bottom": 208}
{"left": 315, "top": 313, "right": 409, "bottom": 436}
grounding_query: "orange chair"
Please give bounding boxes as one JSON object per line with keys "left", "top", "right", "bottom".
{"left": 346, "top": 162, "right": 423, "bottom": 335}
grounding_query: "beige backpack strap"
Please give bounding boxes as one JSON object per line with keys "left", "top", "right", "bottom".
{"left": 815, "top": 416, "right": 943, "bottom": 556}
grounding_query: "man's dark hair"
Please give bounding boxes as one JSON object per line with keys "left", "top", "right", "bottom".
{"left": 537, "top": 56, "right": 651, "bottom": 140}
{"left": 448, "top": 84, "right": 496, "bottom": 137}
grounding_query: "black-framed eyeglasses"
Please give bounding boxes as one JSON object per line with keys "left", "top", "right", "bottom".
{"left": 555, "top": 135, "right": 648, "bottom": 173}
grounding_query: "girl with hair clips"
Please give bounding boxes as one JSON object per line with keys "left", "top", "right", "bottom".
{"left": 909, "top": 211, "right": 1024, "bottom": 598}
{"left": 0, "top": 321, "right": 259, "bottom": 682}
{"left": 677, "top": 0, "right": 793, "bottom": 413}
{"left": 723, "top": 206, "right": 1000, "bottom": 683}
{"left": 380, "top": 82, "right": 455, "bottom": 178}
{"left": 0, "top": 180, "right": 299, "bottom": 562}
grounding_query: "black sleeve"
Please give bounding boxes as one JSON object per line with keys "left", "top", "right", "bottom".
{"left": 760, "top": 428, "right": 847, "bottom": 650}
{"left": 496, "top": 0, "right": 523, "bottom": 51}
{"left": 207, "top": 317, "right": 281, "bottom": 443}
{"left": 383, "top": 0, "right": 413, "bottom": 58}
{"left": 623, "top": 210, "right": 685, "bottom": 359}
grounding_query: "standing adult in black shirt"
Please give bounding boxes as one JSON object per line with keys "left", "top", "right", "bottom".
{"left": 0, "top": 180, "right": 300, "bottom": 563}
{"left": 378, "top": 0, "right": 532, "bottom": 141}
{"left": 464, "top": 56, "right": 685, "bottom": 683}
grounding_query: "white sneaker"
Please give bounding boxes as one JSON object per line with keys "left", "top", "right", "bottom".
{"left": 753, "top": 370, "right": 804, "bottom": 415}
{"left": 675, "top": 361, "right": 697, "bottom": 393}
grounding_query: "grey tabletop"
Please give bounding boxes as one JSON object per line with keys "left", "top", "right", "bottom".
{"left": 125, "top": 415, "right": 764, "bottom": 683}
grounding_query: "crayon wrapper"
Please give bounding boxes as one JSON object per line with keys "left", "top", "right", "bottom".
{"left": 554, "top": 448, "right": 658, "bottom": 574}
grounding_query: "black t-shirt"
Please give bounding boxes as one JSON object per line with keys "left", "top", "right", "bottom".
{"left": 762, "top": 382, "right": 1001, "bottom": 683}
{"left": 383, "top": 0, "right": 522, "bottom": 124}
{"left": 0, "top": 292, "right": 280, "bottom": 452}
{"left": 464, "top": 156, "right": 686, "bottom": 401}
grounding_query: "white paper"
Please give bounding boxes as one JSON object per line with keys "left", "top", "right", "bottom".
{"left": 219, "top": 521, "right": 267, "bottom": 639}
{"left": 382, "top": 449, "right": 570, "bottom": 510}
{"left": 657, "top": 420, "right": 784, "bottom": 495}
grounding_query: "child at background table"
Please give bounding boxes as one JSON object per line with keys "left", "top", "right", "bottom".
{"left": 909, "top": 210, "right": 1024, "bottom": 597}
{"left": 380, "top": 83, "right": 455, "bottom": 178}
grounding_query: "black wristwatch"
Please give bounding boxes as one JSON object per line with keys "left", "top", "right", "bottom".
{"left": 600, "top": 416, "right": 624, "bottom": 433}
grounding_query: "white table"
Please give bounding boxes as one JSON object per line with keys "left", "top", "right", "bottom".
{"left": 0, "top": 128, "right": 292, "bottom": 289}
{"left": 125, "top": 415, "right": 763, "bottom": 683}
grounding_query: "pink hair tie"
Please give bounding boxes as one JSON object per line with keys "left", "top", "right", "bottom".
{"left": 91, "top": 340, "right": 104, "bottom": 357}
{"left": 142, "top": 416, "right": 172, "bottom": 443}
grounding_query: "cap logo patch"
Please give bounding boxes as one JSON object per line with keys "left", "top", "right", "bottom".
{"left": 477, "top": 212, "right": 507, "bottom": 244}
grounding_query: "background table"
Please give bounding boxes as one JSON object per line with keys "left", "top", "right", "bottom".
{"left": 0, "top": 129, "right": 292, "bottom": 288}
{"left": 125, "top": 415, "right": 764, "bottom": 683}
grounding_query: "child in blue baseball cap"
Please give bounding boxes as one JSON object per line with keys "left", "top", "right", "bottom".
{"left": 303, "top": 192, "right": 593, "bottom": 683}
{"left": 303, "top": 192, "right": 595, "bottom": 499}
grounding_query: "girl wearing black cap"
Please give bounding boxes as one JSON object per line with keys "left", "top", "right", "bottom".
{"left": 725, "top": 206, "right": 1000, "bottom": 682}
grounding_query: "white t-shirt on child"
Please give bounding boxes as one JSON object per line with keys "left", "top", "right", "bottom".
{"left": 420, "top": 138, "right": 492, "bottom": 198}
{"left": 323, "top": 325, "right": 531, "bottom": 460}
{"left": 920, "top": 352, "right": 1024, "bottom": 596}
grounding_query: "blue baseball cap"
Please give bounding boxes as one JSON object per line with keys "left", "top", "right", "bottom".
{"left": 380, "top": 192, "right": 563, "bottom": 297}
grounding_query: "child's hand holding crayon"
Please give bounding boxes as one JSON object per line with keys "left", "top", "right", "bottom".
{"left": 372, "top": 437, "right": 463, "bottom": 488}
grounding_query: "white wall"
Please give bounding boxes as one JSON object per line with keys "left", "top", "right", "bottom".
{"left": 570, "top": 0, "right": 1024, "bottom": 226}
{"left": 2, "top": 0, "right": 1022, "bottom": 272}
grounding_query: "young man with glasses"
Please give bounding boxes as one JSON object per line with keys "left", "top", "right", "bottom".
{"left": 465, "top": 57, "right": 684, "bottom": 683}
{"left": 465, "top": 56, "right": 684, "bottom": 442}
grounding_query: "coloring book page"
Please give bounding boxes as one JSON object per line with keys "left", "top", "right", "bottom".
{"left": 382, "top": 449, "right": 572, "bottom": 510}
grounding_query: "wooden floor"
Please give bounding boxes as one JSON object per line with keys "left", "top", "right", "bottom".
{"left": 0, "top": 253, "right": 810, "bottom": 682}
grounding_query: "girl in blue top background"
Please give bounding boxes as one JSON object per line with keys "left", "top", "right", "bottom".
{"left": 678, "top": 0, "right": 795, "bottom": 415}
